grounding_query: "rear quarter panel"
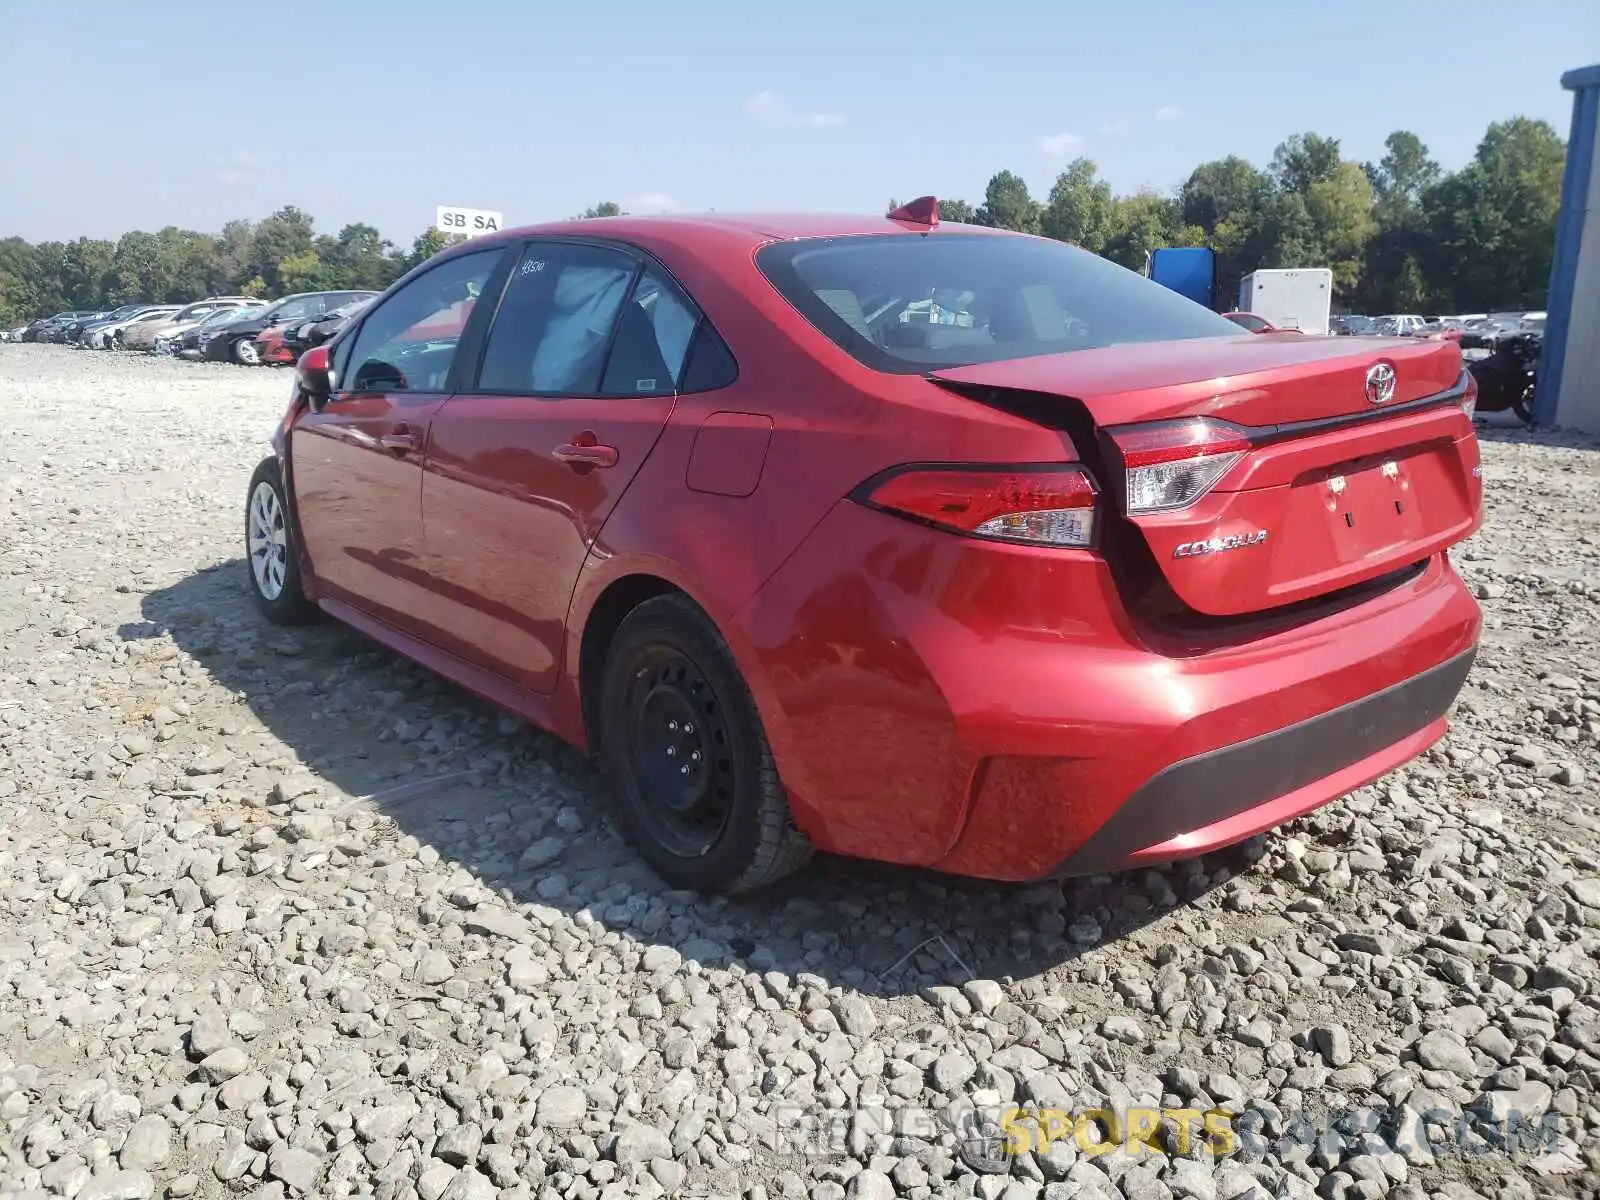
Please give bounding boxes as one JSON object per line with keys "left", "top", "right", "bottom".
{"left": 562, "top": 229, "right": 1080, "bottom": 742}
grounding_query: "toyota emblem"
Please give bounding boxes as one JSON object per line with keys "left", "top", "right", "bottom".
{"left": 1365, "top": 362, "right": 1397, "bottom": 405}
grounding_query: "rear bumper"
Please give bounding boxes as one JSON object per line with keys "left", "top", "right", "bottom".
{"left": 733, "top": 498, "right": 1482, "bottom": 880}
{"left": 1041, "top": 645, "right": 1474, "bottom": 878}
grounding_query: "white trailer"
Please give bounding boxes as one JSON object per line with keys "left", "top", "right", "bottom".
{"left": 1237, "top": 268, "right": 1333, "bottom": 336}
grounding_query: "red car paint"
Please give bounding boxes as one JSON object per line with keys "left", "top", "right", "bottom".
{"left": 272, "top": 210, "right": 1483, "bottom": 883}
{"left": 254, "top": 324, "right": 294, "bottom": 365}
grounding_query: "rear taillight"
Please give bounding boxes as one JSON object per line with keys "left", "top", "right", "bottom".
{"left": 1107, "top": 418, "right": 1252, "bottom": 515}
{"left": 1460, "top": 371, "right": 1478, "bottom": 421}
{"left": 859, "top": 465, "right": 1097, "bottom": 548}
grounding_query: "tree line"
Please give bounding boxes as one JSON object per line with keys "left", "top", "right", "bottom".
{"left": 0, "top": 116, "right": 1565, "bottom": 327}
{"left": 893, "top": 117, "right": 1565, "bottom": 314}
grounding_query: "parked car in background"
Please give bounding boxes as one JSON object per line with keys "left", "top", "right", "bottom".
{"left": 243, "top": 205, "right": 1484, "bottom": 893}
{"left": 173, "top": 304, "right": 265, "bottom": 357}
{"left": 125, "top": 297, "right": 260, "bottom": 352}
{"left": 1374, "top": 314, "right": 1429, "bottom": 337}
{"left": 20, "top": 312, "right": 90, "bottom": 341}
{"left": 252, "top": 323, "right": 296, "bottom": 366}
{"left": 33, "top": 311, "right": 105, "bottom": 342}
{"left": 68, "top": 304, "right": 151, "bottom": 345}
{"left": 280, "top": 297, "right": 373, "bottom": 360}
{"left": 1222, "top": 311, "right": 1302, "bottom": 334}
{"left": 83, "top": 305, "right": 181, "bottom": 349}
{"left": 202, "top": 291, "right": 375, "bottom": 365}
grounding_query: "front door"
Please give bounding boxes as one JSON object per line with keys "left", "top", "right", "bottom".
{"left": 291, "top": 247, "right": 507, "bottom": 635}
{"left": 420, "top": 242, "right": 698, "bottom": 692}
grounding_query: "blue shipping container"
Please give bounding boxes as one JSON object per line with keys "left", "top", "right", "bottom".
{"left": 1147, "top": 247, "right": 1218, "bottom": 310}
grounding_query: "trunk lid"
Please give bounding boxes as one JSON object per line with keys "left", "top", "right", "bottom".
{"left": 930, "top": 335, "right": 1482, "bottom": 618}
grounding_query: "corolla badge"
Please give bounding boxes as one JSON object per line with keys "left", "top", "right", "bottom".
{"left": 1173, "top": 530, "right": 1269, "bottom": 559}
{"left": 1365, "top": 361, "right": 1398, "bottom": 405}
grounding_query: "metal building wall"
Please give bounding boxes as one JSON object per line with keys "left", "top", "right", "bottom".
{"left": 1538, "top": 64, "right": 1600, "bottom": 431}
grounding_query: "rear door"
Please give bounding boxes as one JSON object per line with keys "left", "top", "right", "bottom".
{"left": 419, "top": 240, "right": 694, "bottom": 692}
{"left": 290, "top": 247, "right": 508, "bottom": 633}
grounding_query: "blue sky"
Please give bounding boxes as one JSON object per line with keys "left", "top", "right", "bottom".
{"left": 1, "top": 0, "right": 1594, "bottom": 246}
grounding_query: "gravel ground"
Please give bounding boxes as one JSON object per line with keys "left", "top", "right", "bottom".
{"left": 2, "top": 344, "right": 1600, "bottom": 1200}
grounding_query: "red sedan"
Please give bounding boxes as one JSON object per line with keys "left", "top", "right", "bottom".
{"left": 243, "top": 200, "right": 1484, "bottom": 893}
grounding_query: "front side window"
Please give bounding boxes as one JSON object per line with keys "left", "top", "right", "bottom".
{"left": 341, "top": 249, "right": 503, "bottom": 394}
{"left": 756, "top": 232, "right": 1243, "bottom": 374}
{"left": 476, "top": 242, "right": 637, "bottom": 394}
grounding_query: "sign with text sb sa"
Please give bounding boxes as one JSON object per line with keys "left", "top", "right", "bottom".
{"left": 435, "top": 206, "right": 504, "bottom": 237}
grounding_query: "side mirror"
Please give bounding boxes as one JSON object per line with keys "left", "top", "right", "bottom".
{"left": 298, "top": 344, "right": 334, "bottom": 412}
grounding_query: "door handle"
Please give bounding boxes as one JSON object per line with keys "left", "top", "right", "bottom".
{"left": 553, "top": 434, "right": 618, "bottom": 469}
{"left": 379, "top": 428, "right": 422, "bottom": 455}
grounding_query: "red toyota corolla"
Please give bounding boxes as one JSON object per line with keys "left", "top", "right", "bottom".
{"left": 243, "top": 200, "right": 1484, "bottom": 893}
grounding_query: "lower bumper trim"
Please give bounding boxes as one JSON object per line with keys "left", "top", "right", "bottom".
{"left": 1045, "top": 644, "right": 1478, "bottom": 878}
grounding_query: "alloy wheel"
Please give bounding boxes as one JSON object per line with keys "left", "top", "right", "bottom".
{"left": 247, "top": 481, "right": 288, "bottom": 601}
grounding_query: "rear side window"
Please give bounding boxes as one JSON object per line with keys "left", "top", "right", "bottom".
{"left": 477, "top": 242, "right": 637, "bottom": 394}
{"left": 598, "top": 267, "right": 698, "bottom": 396}
{"left": 756, "top": 232, "right": 1241, "bottom": 374}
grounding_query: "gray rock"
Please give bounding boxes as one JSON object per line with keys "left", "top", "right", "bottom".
{"left": 76, "top": 1171, "right": 156, "bottom": 1200}
{"left": 536, "top": 1086, "right": 586, "bottom": 1128}
{"left": 1415, "top": 1030, "right": 1476, "bottom": 1076}
{"left": 118, "top": 1115, "right": 171, "bottom": 1170}
{"left": 612, "top": 1124, "right": 673, "bottom": 1164}
{"left": 1312, "top": 1025, "right": 1353, "bottom": 1068}
{"left": 847, "top": 1170, "right": 896, "bottom": 1200}
{"left": 267, "top": 1145, "right": 322, "bottom": 1194}
{"left": 834, "top": 994, "right": 878, "bottom": 1038}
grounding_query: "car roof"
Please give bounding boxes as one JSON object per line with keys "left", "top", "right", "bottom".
{"left": 482, "top": 211, "right": 1010, "bottom": 253}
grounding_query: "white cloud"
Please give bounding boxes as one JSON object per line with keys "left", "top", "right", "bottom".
{"left": 624, "top": 192, "right": 676, "bottom": 215}
{"left": 1038, "top": 133, "right": 1085, "bottom": 157}
{"left": 1155, "top": 105, "right": 1182, "bottom": 122}
{"left": 747, "top": 91, "right": 846, "bottom": 129}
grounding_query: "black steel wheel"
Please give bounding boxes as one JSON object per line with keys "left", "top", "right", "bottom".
{"left": 623, "top": 646, "right": 735, "bottom": 857}
{"left": 598, "top": 594, "right": 811, "bottom": 893}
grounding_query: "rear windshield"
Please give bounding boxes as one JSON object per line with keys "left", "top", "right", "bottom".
{"left": 756, "top": 232, "right": 1242, "bottom": 374}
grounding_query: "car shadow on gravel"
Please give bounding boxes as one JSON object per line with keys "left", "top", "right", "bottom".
{"left": 133, "top": 560, "right": 1247, "bottom": 1001}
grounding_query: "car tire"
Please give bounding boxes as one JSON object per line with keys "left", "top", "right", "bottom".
{"left": 245, "top": 457, "right": 317, "bottom": 625}
{"left": 598, "top": 593, "right": 811, "bottom": 893}
{"left": 231, "top": 337, "right": 261, "bottom": 366}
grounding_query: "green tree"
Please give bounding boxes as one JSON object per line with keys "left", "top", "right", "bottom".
{"left": 320, "top": 223, "right": 397, "bottom": 290}
{"left": 1270, "top": 133, "right": 1343, "bottom": 195}
{"left": 1103, "top": 191, "right": 1200, "bottom": 272}
{"left": 1180, "top": 156, "right": 1272, "bottom": 234}
{"left": 1422, "top": 117, "right": 1565, "bottom": 310}
{"left": 399, "top": 227, "right": 466, "bottom": 272}
{"left": 278, "top": 249, "right": 326, "bottom": 293}
{"left": 576, "top": 202, "right": 623, "bottom": 219}
{"left": 1039, "top": 158, "right": 1116, "bottom": 253}
{"left": 974, "top": 170, "right": 1041, "bottom": 234}
{"left": 248, "top": 206, "right": 316, "bottom": 292}
{"left": 1366, "top": 131, "right": 1442, "bottom": 211}
{"left": 108, "top": 232, "right": 161, "bottom": 305}
{"left": 1356, "top": 133, "right": 1442, "bottom": 313}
